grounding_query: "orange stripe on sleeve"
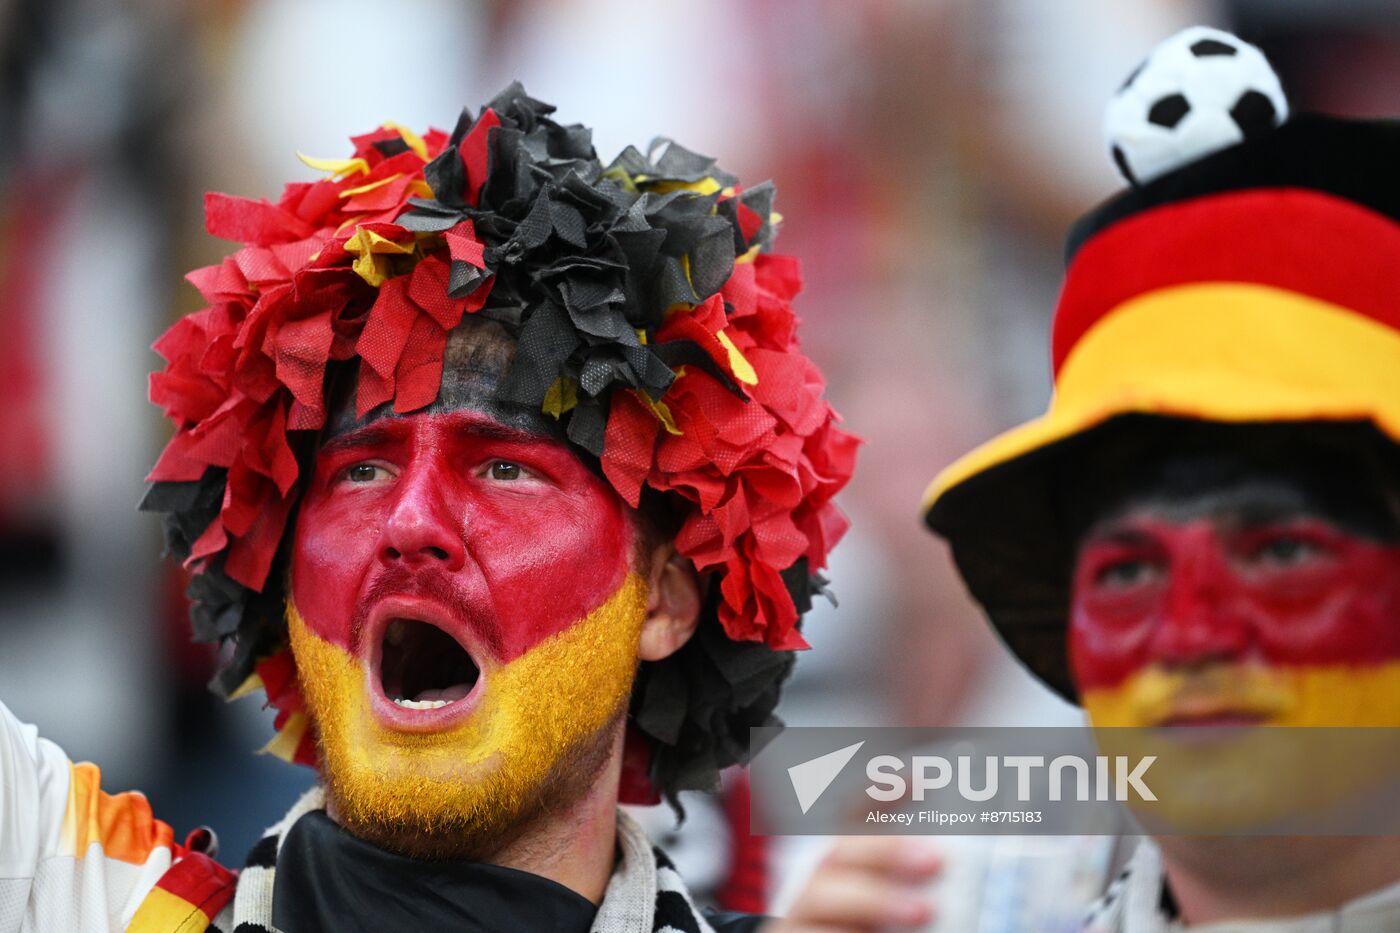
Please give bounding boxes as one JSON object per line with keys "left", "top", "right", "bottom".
{"left": 61, "top": 761, "right": 176, "bottom": 864}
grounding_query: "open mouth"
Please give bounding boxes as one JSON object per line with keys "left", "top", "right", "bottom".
{"left": 380, "top": 618, "right": 481, "bottom": 710}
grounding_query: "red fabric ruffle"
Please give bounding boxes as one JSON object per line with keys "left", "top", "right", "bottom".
{"left": 149, "top": 123, "right": 491, "bottom": 592}
{"left": 602, "top": 253, "right": 859, "bottom": 650}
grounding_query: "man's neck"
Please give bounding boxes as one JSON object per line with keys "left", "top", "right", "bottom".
{"left": 1158, "top": 836, "right": 1400, "bottom": 924}
{"left": 485, "top": 761, "right": 623, "bottom": 905}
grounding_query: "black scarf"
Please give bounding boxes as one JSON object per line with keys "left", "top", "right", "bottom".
{"left": 206, "top": 788, "right": 727, "bottom": 933}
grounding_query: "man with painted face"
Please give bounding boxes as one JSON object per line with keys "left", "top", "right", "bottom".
{"left": 0, "top": 87, "right": 861, "bottom": 932}
{"left": 283, "top": 315, "right": 700, "bottom": 871}
{"left": 922, "top": 27, "right": 1400, "bottom": 932}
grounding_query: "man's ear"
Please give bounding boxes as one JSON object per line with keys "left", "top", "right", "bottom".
{"left": 638, "top": 542, "right": 702, "bottom": 662}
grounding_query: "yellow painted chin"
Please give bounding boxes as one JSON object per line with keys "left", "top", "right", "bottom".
{"left": 1084, "top": 662, "right": 1400, "bottom": 833}
{"left": 1082, "top": 660, "right": 1400, "bottom": 729}
{"left": 286, "top": 572, "right": 649, "bottom": 843}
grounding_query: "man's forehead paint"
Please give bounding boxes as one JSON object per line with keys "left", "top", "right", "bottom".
{"left": 324, "top": 315, "right": 567, "bottom": 444}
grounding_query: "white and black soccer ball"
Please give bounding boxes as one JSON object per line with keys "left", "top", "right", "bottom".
{"left": 1105, "top": 26, "right": 1288, "bottom": 187}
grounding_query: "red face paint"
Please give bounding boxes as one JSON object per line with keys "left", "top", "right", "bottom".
{"left": 290, "top": 409, "right": 634, "bottom": 663}
{"left": 1068, "top": 515, "right": 1400, "bottom": 693}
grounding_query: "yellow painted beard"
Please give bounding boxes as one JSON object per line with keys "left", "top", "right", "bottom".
{"left": 1083, "top": 662, "right": 1400, "bottom": 833}
{"left": 286, "top": 571, "right": 649, "bottom": 857}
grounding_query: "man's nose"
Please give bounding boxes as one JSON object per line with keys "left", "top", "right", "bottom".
{"left": 1149, "top": 535, "right": 1251, "bottom": 668}
{"left": 379, "top": 466, "right": 467, "bottom": 571}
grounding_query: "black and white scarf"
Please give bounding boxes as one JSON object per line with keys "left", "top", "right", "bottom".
{"left": 208, "top": 787, "right": 715, "bottom": 933}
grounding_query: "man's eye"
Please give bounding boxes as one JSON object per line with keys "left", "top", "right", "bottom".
{"left": 489, "top": 461, "right": 523, "bottom": 481}
{"left": 1251, "top": 535, "right": 1320, "bottom": 568}
{"left": 1095, "top": 559, "right": 1159, "bottom": 589}
{"left": 346, "top": 464, "right": 385, "bottom": 483}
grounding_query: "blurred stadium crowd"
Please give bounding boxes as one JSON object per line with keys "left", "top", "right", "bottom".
{"left": 0, "top": 0, "right": 1395, "bottom": 915}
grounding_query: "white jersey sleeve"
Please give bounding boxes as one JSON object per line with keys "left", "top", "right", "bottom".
{"left": 0, "top": 700, "right": 176, "bottom": 933}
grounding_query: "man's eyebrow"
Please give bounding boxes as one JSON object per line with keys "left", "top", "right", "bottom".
{"left": 319, "top": 422, "right": 405, "bottom": 456}
{"left": 319, "top": 417, "right": 550, "bottom": 456}
{"left": 458, "top": 420, "right": 547, "bottom": 444}
{"left": 1086, "top": 526, "right": 1158, "bottom": 547}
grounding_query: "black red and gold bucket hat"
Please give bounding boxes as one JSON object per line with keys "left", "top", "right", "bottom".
{"left": 922, "top": 27, "right": 1400, "bottom": 699}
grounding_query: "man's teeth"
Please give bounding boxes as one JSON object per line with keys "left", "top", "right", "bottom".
{"left": 392, "top": 697, "right": 451, "bottom": 710}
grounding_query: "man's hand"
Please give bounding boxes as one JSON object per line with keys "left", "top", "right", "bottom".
{"left": 768, "top": 837, "right": 941, "bottom": 932}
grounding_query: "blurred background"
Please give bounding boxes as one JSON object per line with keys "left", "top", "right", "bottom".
{"left": 0, "top": 0, "right": 1396, "bottom": 916}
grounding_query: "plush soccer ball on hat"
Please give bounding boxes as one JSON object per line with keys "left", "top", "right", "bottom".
{"left": 1105, "top": 26, "right": 1289, "bottom": 186}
